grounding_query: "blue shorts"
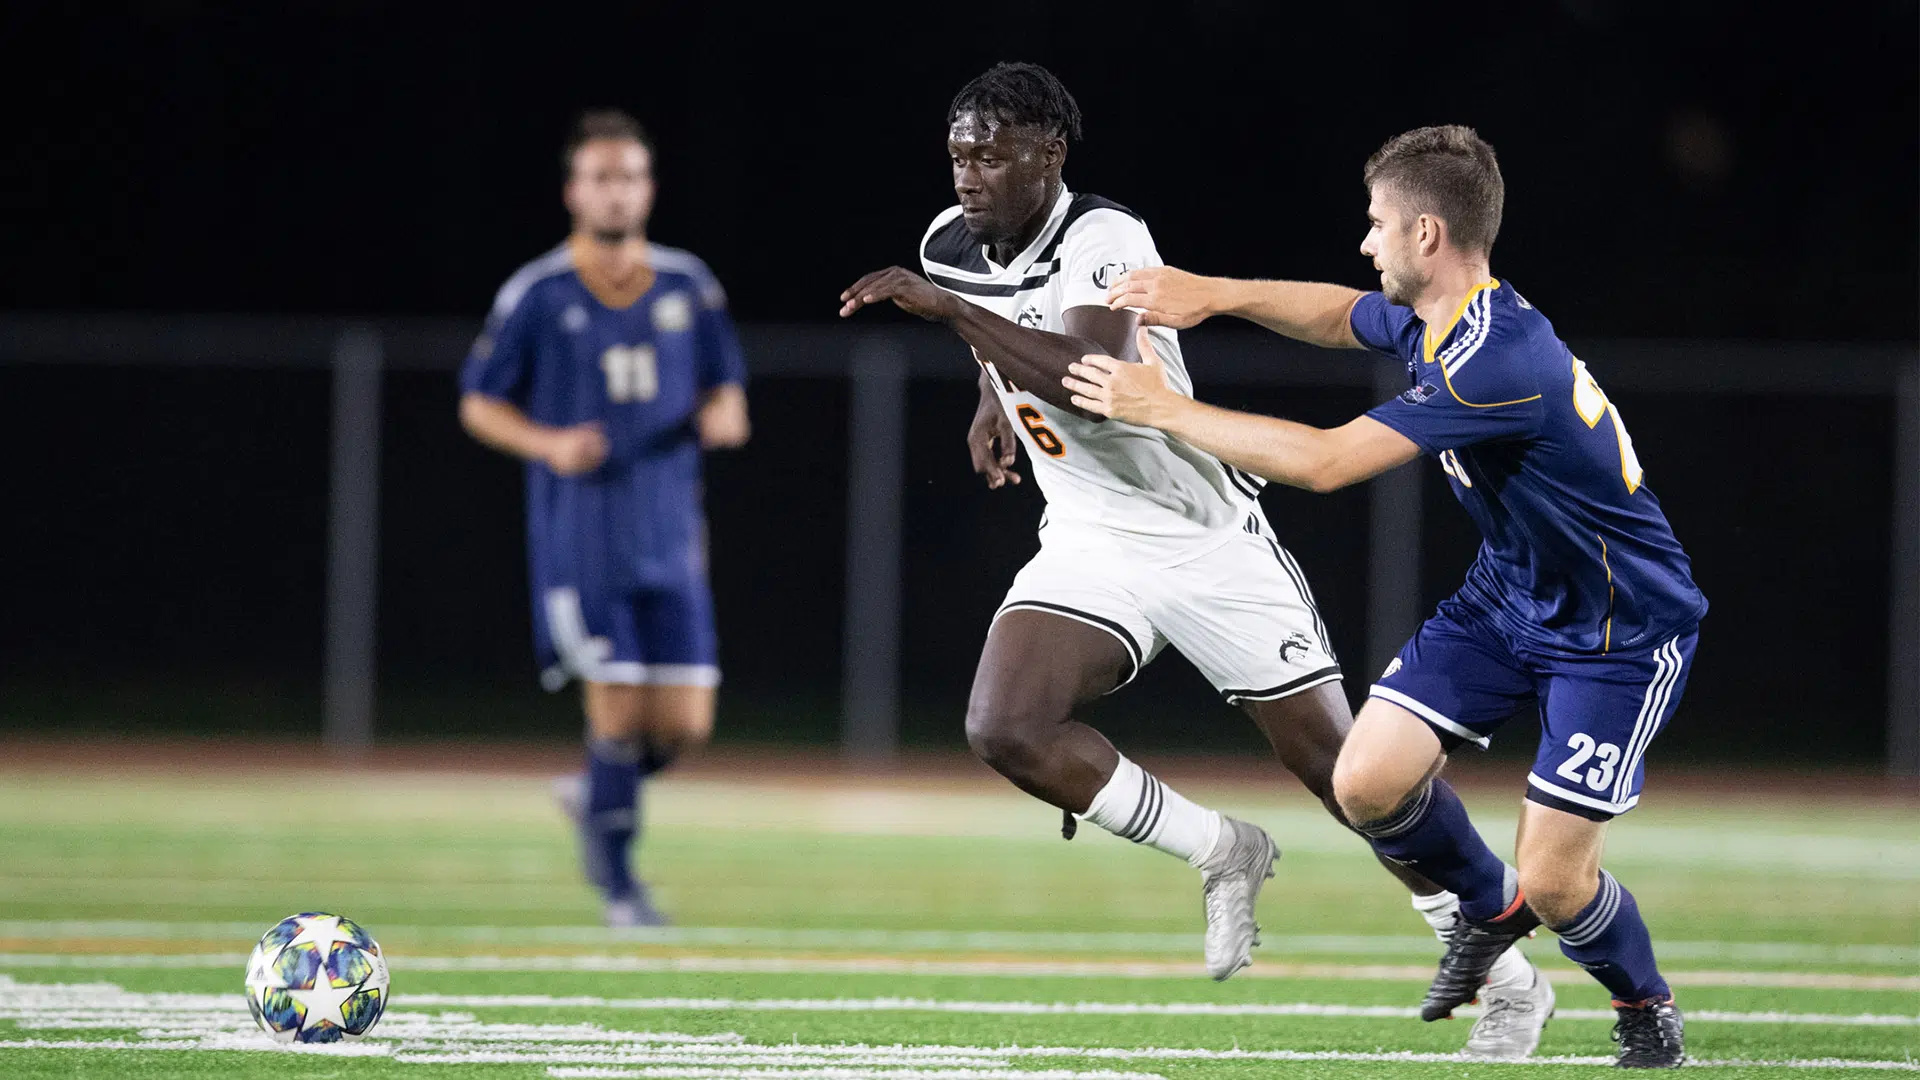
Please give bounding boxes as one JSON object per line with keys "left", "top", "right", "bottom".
{"left": 532, "top": 579, "right": 719, "bottom": 691}
{"left": 1371, "top": 600, "right": 1698, "bottom": 821}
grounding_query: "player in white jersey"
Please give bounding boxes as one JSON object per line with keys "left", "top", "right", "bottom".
{"left": 836, "top": 65, "right": 1547, "bottom": 1044}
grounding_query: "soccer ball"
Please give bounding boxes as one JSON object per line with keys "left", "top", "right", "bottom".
{"left": 243, "top": 912, "right": 389, "bottom": 1043}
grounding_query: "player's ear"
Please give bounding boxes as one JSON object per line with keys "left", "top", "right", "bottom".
{"left": 1045, "top": 136, "right": 1067, "bottom": 172}
{"left": 1417, "top": 213, "right": 1445, "bottom": 258}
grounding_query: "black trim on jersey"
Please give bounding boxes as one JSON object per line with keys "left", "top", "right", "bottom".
{"left": 1228, "top": 466, "right": 1267, "bottom": 500}
{"left": 921, "top": 194, "right": 1144, "bottom": 294}
{"left": 1221, "top": 665, "right": 1344, "bottom": 706}
{"left": 1264, "top": 536, "right": 1337, "bottom": 663}
{"left": 1033, "top": 194, "right": 1144, "bottom": 265}
{"left": 1225, "top": 468, "right": 1262, "bottom": 502}
{"left": 922, "top": 213, "right": 987, "bottom": 273}
{"left": 1524, "top": 785, "right": 1617, "bottom": 822}
{"left": 994, "top": 600, "right": 1144, "bottom": 686}
{"left": 926, "top": 259, "right": 1061, "bottom": 297}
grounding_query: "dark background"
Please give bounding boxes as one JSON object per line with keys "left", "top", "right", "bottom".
{"left": 3, "top": 1, "right": 1915, "bottom": 762}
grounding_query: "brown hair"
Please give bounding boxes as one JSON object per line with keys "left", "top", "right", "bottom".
{"left": 563, "top": 109, "right": 654, "bottom": 175}
{"left": 1363, "top": 125, "right": 1504, "bottom": 254}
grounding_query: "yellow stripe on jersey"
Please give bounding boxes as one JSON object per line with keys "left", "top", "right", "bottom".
{"left": 1432, "top": 282, "right": 1544, "bottom": 409}
{"left": 1422, "top": 279, "right": 1501, "bottom": 365}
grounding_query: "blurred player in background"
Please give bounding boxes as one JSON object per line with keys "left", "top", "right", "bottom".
{"left": 1073, "top": 125, "right": 1703, "bottom": 1067}
{"left": 460, "top": 109, "right": 750, "bottom": 926}
{"left": 837, "top": 67, "right": 1548, "bottom": 1051}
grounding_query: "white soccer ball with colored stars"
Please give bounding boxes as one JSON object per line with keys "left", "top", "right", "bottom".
{"left": 243, "top": 912, "right": 389, "bottom": 1043}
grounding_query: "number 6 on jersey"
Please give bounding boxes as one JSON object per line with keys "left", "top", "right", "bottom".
{"left": 1016, "top": 404, "right": 1067, "bottom": 458}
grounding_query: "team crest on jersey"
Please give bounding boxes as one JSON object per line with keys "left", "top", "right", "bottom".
{"left": 1277, "top": 631, "right": 1314, "bottom": 663}
{"left": 1015, "top": 303, "right": 1044, "bottom": 328}
{"left": 1400, "top": 381, "right": 1441, "bottom": 405}
{"left": 1092, "top": 262, "right": 1129, "bottom": 289}
{"left": 652, "top": 292, "right": 693, "bottom": 333}
{"left": 1381, "top": 657, "right": 1403, "bottom": 678}
{"left": 561, "top": 304, "right": 590, "bottom": 333}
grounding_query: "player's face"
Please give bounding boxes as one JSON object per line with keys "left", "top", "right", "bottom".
{"left": 565, "top": 138, "right": 655, "bottom": 241}
{"left": 1361, "top": 185, "right": 1426, "bottom": 306}
{"left": 949, "top": 112, "right": 1059, "bottom": 247}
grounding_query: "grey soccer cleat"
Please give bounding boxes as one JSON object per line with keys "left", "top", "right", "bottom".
{"left": 605, "top": 882, "right": 670, "bottom": 928}
{"left": 552, "top": 773, "right": 587, "bottom": 824}
{"left": 1199, "top": 817, "right": 1279, "bottom": 980}
{"left": 1465, "top": 959, "right": 1556, "bottom": 1059}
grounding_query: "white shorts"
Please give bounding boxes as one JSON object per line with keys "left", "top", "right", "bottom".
{"left": 992, "top": 516, "right": 1342, "bottom": 705}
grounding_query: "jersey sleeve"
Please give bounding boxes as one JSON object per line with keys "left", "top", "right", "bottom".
{"left": 1057, "top": 210, "right": 1157, "bottom": 312}
{"left": 458, "top": 279, "right": 540, "bottom": 405}
{"left": 686, "top": 257, "right": 746, "bottom": 390}
{"left": 1365, "top": 346, "right": 1544, "bottom": 454}
{"left": 697, "top": 294, "right": 747, "bottom": 391}
{"left": 1348, "top": 291, "right": 1420, "bottom": 359}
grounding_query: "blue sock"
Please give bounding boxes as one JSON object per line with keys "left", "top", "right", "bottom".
{"left": 1355, "top": 779, "right": 1518, "bottom": 922}
{"left": 584, "top": 738, "right": 640, "bottom": 901}
{"left": 1551, "top": 870, "right": 1670, "bottom": 1003}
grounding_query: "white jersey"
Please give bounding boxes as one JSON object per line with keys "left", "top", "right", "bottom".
{"left": 920, "top": 187, "right": 1265, "bottom": 566}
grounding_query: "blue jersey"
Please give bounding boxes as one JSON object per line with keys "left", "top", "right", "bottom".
{"left": 1353, "top": 280, "right": 1706, "bottom": 656}
{"left": 460, "top": 237, "right": 747, "bottom": 593}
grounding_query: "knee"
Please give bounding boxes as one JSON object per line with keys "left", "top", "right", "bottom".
{"left": 963, "top": 697, "right": 1057, "bottom": 777}
{"left": 1332, "top": 749, "right": 1411, "bottom": 829}
{"left": 586, "top": 687, "right": 647, "bottom": 742}
{"left": 1518, "top": 863, "right": 1600, "bottom": 927}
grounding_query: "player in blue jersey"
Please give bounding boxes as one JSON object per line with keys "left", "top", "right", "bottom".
{"left": 459, "top": 109, "right": 750, "bottom": 927}
{"left": 1067, "top": 126, "right": 1701, "bottom": 1067}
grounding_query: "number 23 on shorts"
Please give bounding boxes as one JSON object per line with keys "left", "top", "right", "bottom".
{"left": 1016, "top": 404, "right": 1066, "bottom": 458}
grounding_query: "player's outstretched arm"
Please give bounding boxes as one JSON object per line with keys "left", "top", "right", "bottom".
{"left": 459, "top": 392, "right": 609, "bottom": 477}
{"left": 839, "top": 265, "right": 1130, "bottom": 419}
{"left": 1063, "top": 329, "right": 1419, "bottom": 492}
{"left": 1107, "top": 268, "right": 1365, "bottom": 350}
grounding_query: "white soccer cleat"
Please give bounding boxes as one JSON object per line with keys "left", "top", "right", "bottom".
{"left": 1199, "top": 816, "right": 1278, "bottom": 981}
{"left": 1464, "top": 958, "right": 1555, "bottom": 1059}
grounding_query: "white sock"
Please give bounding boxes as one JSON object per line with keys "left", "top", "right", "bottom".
{"left": 1410, "top": 890, "right": 1533, "bottom": 989}
{"left": 1081, "top": 754, "right": 1224, "bottom": 868}
{"left": 1411, "top": 889, "right": 1461, "bottom": 943}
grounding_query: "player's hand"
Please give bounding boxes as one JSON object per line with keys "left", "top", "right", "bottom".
{"left": 1063, "top": 327, "right": 1183, "bottom": 428}
{"left": 967, "top": 395, "right": 1023, "bottom": 489}
{"left": 839, "top": 267, "right": 964, "bottom": 322}
{"left": 697, "top": 385, "right": 751, "bottom": 450}
{"left": 543, "top": 423, "right": 610, "bottom": 476}
{"left": 1106, "top": 266, "right": 1217, "bottom": 329}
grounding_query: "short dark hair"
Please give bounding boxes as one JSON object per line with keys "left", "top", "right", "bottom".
{"left": 1363, "top": 125, "right": 1504, "bottom": 254}
{"left": 563, "top": 109, "right": 653, "bottom": 174}
{"left": 947, "top": 62, "right": 1084, "bottom": 144}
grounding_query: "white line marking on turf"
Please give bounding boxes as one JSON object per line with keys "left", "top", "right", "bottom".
{"left": 393, "top": 994, "right": 1920, "bottom": 1027}
{"left": 537, "top": 1060, "right": 1152, "bottom": 1068}
{"left": 3, "top": 952, "right": 1914, "bottom": 991}
{"left": 3, "top": 920, "right": 1911, "bottom": 967}
{"left": 1, "top": 978, "right": 1914, "bottom": 1072}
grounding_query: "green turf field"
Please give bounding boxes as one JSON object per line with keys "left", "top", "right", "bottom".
{"left": 1, "top": 760, "right": 1914, "bottom": 1078}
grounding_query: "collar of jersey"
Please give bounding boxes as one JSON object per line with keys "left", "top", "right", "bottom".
{"left": 980, "top": 186, "right": 1074, "bottom": 274}
{"left": 1422, "top": 278, "right": 1501, "bottom": 364}
{"left": 568, "top": 233, "right": 657, "bottom": 310}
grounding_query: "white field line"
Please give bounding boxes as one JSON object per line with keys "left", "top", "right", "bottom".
{"left": 2, "top": 921, "right": 1911, "bottom": 968}
{"left": 394, "top": 994, "right": 1920, "bottom": 1027}
{"left": 0, "top": 978, "right": 1915, "bottom": 1073}
{"left": 2, "top": 1037, "right": 1914, "bottom": 1072}
{"left": 2, "top": 952, "right": 1914, "bottom": 991}
{"left": 542, "top": 1071, "right": 1163, "bottom": 1080}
